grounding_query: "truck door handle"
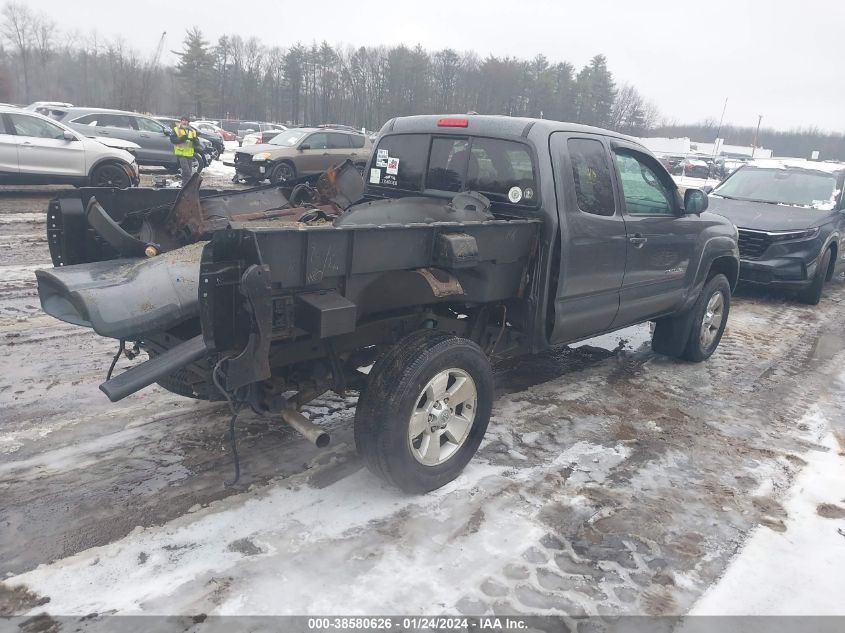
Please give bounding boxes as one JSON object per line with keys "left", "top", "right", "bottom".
{"left": 629, "top": 234, "right": 647, "bottom": 248}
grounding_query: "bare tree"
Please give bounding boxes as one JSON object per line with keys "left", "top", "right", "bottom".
{"left": 1, "top": 1, "right": 33, "bottom": 101}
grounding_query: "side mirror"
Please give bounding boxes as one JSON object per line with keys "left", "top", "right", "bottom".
{"left": 299, "top": 144, "right": 310, "bottom": 151}
{"left": 684, "top": 188, "right": 709, "bottom": 214}
{"left": 63, "top": 130, "right": 77, "bottom": 141}
{"left": 701, "top": 185, "right": 714, "bottom": 195}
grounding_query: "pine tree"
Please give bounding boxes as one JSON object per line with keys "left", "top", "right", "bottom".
{"left": 174, "top": 27, "right": 213, "bottom": 117}
{"left": 589, "top": 54, "right": 616, "bottom": 127}
{"left": 574, "top": 54, "right": 616, "bottom": 127}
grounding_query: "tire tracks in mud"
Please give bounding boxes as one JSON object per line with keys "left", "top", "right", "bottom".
{"left": 435, "top": 280, "right": 845, "bottom": 619}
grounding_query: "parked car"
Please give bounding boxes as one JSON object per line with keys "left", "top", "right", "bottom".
{"left": 707, "top": 158, "right": 845, "bottom": 304}
{"left": 36, "top": 114, "right": 738, "bottom": 492}
{"left": 0, "top": 105, "right": 138, "bottom": 187}
{"left": 241, "top": 128, "right": 287, "bottom": 146}
{"left": 57, "top": 107, "right": 179, "bottom": 169}
{"left": 25, "top": 101, "right": 73, "bottom": 119}
{"left": 235, "top": 121, "right": 286, "bottom": 145}
{"left": 228, "top": 127, "right": 371, "bottom": 184}
{"left": 317, "top": 123, "right": 362, "bottom": 133}
{"left": 715, "top": 157, "right": 747, "bottom": 178}
{"left": 154, "top": 117, "right": 225, "bottom": 160}
{"left": 192, "top": 120, "right": 236, "bottom": 142}
{"left": 658, "top": 153, "right": 685, "bottom": 173}
{"left": 677, "top": 157, "right": 712, "bottom": 179}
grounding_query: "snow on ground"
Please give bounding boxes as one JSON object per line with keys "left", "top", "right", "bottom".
{"left": 203, "top": 154, "right": 236, "bottom": 180}
{"left": 4, "top": 402, "right": 631, "bottom": 615}
{"left": 688, "top": 403, "right": 845, "bottom": 616}
{"left": 3, "top": 191, "right": 845, "bottom": 619}
{"left": 0, "top": 212, "right": 46, "bottom": 224}
{"left": 570, "top": 323, "right": 652, "bottom": 353}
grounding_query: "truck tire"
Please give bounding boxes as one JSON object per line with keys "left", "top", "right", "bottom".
{"left": 797, "top": 247, "right": 832, "bottom": 305}
{"left": 679, "top": 273, "right": 731, "bottom": 362}
{"left": 354, "top": 330, "right": 493, "bottom": 493}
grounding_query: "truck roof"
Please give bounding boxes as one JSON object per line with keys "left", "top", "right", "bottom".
{"left": 384, "top": 114, "right": 643, "bottom": 147}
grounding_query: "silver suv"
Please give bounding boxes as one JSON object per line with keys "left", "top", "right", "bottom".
{"left": 0, "top": 106, "right": 139, "bottom": 188}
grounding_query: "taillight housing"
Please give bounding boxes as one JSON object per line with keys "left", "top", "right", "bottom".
{"left": 437, "top": 117, "right": 469, "bottom": 128}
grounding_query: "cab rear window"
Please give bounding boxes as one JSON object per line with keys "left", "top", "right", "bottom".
{"left": 370, "top": 134, "right": 537, "bottom": 205}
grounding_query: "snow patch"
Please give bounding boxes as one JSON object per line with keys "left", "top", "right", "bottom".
{"left": 0, "top": 213, "right": 45, "bottom": 224}
{"left": 688, "top": 410, "right": 845, "bottom": 616}
{"left": 0, "top": 263, "right": 48, "bottom": 284}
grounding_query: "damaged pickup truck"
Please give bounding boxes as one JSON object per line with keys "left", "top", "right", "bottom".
{"left": 36, "top": 115, "right": 739, "bottom": 492}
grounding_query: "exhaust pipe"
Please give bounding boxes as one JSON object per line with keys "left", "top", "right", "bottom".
{"left": 280, "top": 409, "right": 330, "bottom": 448}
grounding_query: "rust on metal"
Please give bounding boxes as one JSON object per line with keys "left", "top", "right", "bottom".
{"left": 414, "top": 267, "right": 464, "bottom": 298}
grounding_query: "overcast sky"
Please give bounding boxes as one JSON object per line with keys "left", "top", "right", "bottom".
{"left": 30, "top": 0, "right": 843, "bottom": 132}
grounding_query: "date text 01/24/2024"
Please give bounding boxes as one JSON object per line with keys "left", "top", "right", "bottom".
{"left": 306, "top": 617, "right": 528, "bottom": 630}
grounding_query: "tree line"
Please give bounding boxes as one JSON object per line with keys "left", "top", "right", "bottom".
{"left": 1, "top": 1, "right": 842, "bottom": 159}
{"left": 0, "top": 2, "right": 657, "bottom": 136}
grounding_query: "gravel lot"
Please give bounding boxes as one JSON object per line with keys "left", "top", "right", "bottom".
{"left": 1, "top": 184, "right": 844, "bottom": 621}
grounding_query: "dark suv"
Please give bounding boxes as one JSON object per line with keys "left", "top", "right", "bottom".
{"left": 707, "top": 158, "right": 845, "bottom": 304}
{"left": 58, "top": 107, "right": 177, "bottom": 169}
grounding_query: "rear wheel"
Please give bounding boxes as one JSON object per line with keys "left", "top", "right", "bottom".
{"left": 354, "top": 330, "right": 493, "bottom": 493}
{"left": 270, "top": 161, "right": 296, "bottom": 184}
{"left": 798, "top": 247, "right": 832, "bottom": 305}
{"left": 90, "top": 163, "right": 131, "bottom": 188}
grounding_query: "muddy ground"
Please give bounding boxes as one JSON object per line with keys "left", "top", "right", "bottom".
{"left": 1, "top": 189, "right": 845, "bottom": 621}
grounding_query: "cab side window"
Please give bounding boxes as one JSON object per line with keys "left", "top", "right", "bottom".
{"left": 614, "top": 150, "right": 675, "bottom": 216}
{"left": 7, "top": 113, "right": 65, "bottom": 140}
{"left": 567, "top": 138, "right": 615, "bottom": 216}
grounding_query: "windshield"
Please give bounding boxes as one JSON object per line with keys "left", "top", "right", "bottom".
{"left": 269, "top": 129, "right": 309, "bottom": 147}
{"left": 714, "top": 167, "right": 841, "bottom": 210}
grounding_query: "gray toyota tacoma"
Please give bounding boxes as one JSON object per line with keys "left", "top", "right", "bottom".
{"left": 35, "top": 114, "right": 739, "bottom": 492}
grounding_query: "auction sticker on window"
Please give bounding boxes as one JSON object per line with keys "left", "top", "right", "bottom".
{"left": 508, "top": 186, "right": 523, "bottom": 203}
{"left": 376, "top": 148, "right": 389, "bottom": 167}
{"left": 369, "top": 168, "right": 381, "bottom": 184}
{"left": 386, "top": 157, "right": 400, "bottom": 175}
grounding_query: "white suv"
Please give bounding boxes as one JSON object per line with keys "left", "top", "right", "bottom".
{"left": 0, "top": 106, "right": 139, "bottom": 188}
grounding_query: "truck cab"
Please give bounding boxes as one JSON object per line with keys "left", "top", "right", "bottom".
{"left": 365, "top": 115, "right": 739, "bottom": 356}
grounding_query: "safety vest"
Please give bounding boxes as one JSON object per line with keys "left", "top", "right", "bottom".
{"left": 173, "top": 127, "right": 196, "bottom": 157}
